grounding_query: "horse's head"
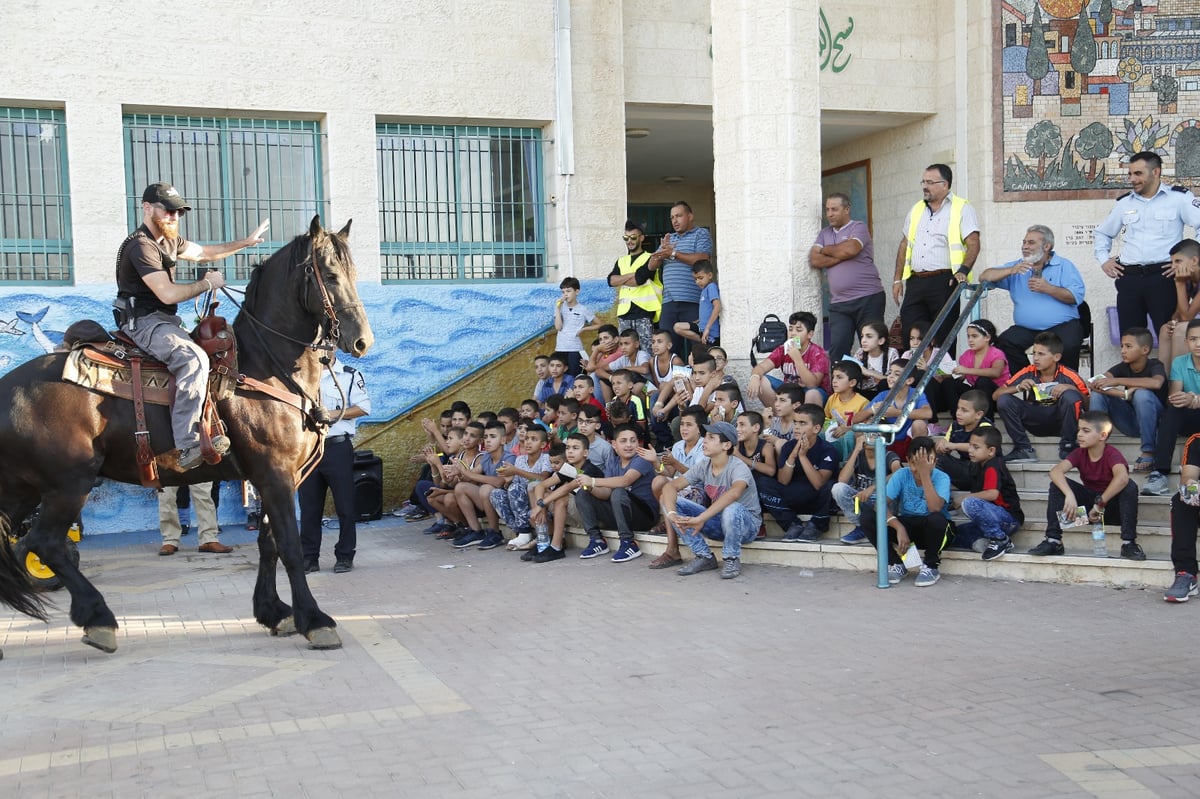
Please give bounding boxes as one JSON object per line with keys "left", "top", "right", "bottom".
{"left": 302, "top": 216, "right": 374, "bottom": 358}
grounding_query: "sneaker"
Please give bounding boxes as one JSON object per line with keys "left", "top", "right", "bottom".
{"left": 611, "top": 540, "right": 642, "bottom": 563}
{"left": 476, "top": 529, "right": 505, "bottom": 550}
{"left": 839, "top": 527, "right": 868, "bottom": 545}
{"left": 721, "top": 556, "right": 742, "bottom": 579}
{"left": 1142, "top": 472, "right": 1171, "bottom": 497}
{"left": 404, "top": 509, "right": 431, "bottom": 522}
{"left": 177, "top": 446, "right": 204, "bottom": 470}
{"left": 333, "top": 558, "right": 353, "bottom": 574}
{"left": 915, "top": 565, "right": 940, "bottom": 587}
{"left": 452, "top": 529, "right": 485, "bottom": 549}
{"left": 887, "top": 563, "right": 907, "bottom": 585}
{"left": 780, "top": 521, "right": 806, "bottom": 543}
{"left": 796, "top": 522, "right": 823, "bottom": 542}
{"left": 533, "top": 546, "right": 565, "bottom": 563}
{"left": 981, "top": 536, "right": 1014, "bottom": 561}
{"left": 677, "top": 555, "right": 718, "bottom": 576}
{"left": 1027, "top": 537, "right": 1065, "bottom": 556}
{"left": 435, "top": 525, "right": 461, "bottom": 541}
{"left": 1120, "top": 541, "right": 1147, "bottom": 561}
{"left": 1004, "top": 447, "right": 1037, "bottom": 464}
{"left": 1164, "top": 572, "right": 1199, "bottom": 603}
{"left": 424, "top": 520, "right": 451, "bottom": 535}
{"left": 579, "top": 538, "right": 610, "bottom": 559}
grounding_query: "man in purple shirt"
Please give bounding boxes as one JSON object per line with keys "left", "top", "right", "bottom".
{"left": 809, "top": 193, "right": 886, "bottom": 360}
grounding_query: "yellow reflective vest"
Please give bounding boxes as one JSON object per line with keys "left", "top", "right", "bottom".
{"left": 902, "top": 194, "right": 970, "bottom": 280}
{"left": 615, "top": 251, "right": 662, "bottom": 321}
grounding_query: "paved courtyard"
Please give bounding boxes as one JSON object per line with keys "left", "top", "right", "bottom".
{"left": 2, "top": 517, "right": 1200, "bottom": 798}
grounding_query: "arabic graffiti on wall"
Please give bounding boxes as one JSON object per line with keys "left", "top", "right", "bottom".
{"left": 819, "top": 9, "right": 855, "bottom": 73}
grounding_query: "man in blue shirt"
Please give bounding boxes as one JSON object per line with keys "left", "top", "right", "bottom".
{"left": 1094, "top": 151, "right": 1200, "bottom": 334}
{"left": 979, "top": 225, "right": 1086, "bottom": 372}
{"left": 652, "top": 201, "right": 712, "bottom": 357}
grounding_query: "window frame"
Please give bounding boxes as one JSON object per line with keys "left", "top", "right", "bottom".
{"left": 0, "top": 106, "right": 73, "bottom": 285}
{"left": 376, "top": 124, "right": 547, "bottom": 283}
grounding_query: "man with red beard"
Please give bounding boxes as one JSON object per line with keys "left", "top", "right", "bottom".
{"left": 115, "top": 182, "right": 268, "bottom": 469}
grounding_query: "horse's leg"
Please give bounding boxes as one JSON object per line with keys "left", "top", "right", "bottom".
{"left": 252, "top": 513, "right": 295, "bottom": 636}
{"left": 258, "top": 479, "right": 340, "bottom": 649}
{"left": 0, "top": 498, "right": 51, "bottom": 661}
{"left": 24, "top": 489, "right": 119, "bottom": 652}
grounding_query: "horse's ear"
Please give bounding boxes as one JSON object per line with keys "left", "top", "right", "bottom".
{"left": 309, "top": 215, "right": 323, "bottom": 239}
{"left": 336, "top": 219, "right": 353, "bottom": 241}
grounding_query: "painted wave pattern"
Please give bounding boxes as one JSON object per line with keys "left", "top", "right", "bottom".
{"left": 0, "top": 280, "right": 612, "bottom": 532}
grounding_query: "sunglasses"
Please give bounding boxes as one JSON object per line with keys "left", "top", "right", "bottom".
{"left": 622, "top": 234, "right": 641, "bottom": 241}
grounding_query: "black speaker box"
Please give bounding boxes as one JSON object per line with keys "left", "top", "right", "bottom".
{"left": 353, "top": 449, "right": 383, "bottom": 522}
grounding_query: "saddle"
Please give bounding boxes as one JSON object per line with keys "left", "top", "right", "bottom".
{"left": 61, "top": 313, "right": 239, "bottom": 487}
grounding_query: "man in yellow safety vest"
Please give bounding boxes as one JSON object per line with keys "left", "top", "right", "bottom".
{"left": 608, "top": 219, "right": 663, "bottom": 356}
{"left": 892, "top": 164, "right": 980, "bottom": 356}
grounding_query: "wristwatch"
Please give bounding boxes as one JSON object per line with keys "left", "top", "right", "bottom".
{"left": 536, "top": 499, "right": 546, "bottom": 508}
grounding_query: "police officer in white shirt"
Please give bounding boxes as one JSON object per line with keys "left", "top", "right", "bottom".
{"left": 1095, "top": 150, "right": 1200, "bottom": 334}
{"left": 298, "top": 356, "right": 372, "bottom": 574}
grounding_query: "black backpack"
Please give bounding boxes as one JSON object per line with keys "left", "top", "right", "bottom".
{"left": 750, "top": 313, "right": 787, "bottom": 367}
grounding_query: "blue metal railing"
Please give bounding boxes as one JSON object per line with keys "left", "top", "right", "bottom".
{"left": 851, "top": 281, "right": 987, "bottom": 588}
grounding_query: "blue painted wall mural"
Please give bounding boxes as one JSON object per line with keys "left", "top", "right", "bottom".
{"left": 0, "top": 279, "right": 613, "bottom": 533}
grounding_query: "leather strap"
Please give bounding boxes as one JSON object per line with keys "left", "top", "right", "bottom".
{"left": 130, "top": 357, "right": 160, "bottom": 488}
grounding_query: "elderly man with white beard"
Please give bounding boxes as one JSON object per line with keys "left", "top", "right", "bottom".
{"left": 978, "top": 224, "right": 1087, "bottom": 373}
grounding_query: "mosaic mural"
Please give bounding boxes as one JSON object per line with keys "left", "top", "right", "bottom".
{"left": 0, "top": 279, "right": 610, "bottom": 533}
{"left": 996, "top": 0, "right": 1200, "bottom": 199}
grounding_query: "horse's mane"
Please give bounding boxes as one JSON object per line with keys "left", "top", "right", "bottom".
{"left": 240, "top": 229, "right": 353, "bottom": 315}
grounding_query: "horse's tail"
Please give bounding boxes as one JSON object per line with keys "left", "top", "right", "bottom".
{"left": 0, "top": 516, "right": 50, "bottom": 622}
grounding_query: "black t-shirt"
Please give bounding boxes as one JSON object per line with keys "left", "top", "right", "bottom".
{"left": 609, "top": 254, "right": 658, "bottom": 319}
{"left": 116, "top": 224, "right": 190, "bottom": 315}
{"left": 1106, "top": 358, "right": 1168, "bottom": 403}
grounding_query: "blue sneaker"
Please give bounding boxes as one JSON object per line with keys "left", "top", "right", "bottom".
{"left": 839, "top": 527, "right": 868, "bottom": 545}
{"left": 452, "top": 529, "right": 485, "bottom": 549}
{"left": 476, "top": 529, "right": 505, "bottom": 550}
{"left": 425, "top": 520, "right": 452, "bottom": 535}
{"left": 579, "top": 538, "right": 610, "bottom": 559}
{"left": 611, "top": 540, "right": 642, "bottom": 562}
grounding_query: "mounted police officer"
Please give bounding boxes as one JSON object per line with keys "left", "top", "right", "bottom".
{"left": 115, "top": 182, "right": 268, "bottom": 469}
{"left": 1095, "top": 150, "right": 1200, "bottom": 335}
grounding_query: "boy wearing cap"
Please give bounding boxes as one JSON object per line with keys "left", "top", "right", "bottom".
{"left": 116, "top": 182, "right": 269, "bottom": 469}
{"left": 659, "top": 419, "right": 763, "bottom": 580}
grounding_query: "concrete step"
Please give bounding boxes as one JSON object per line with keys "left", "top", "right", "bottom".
{"left": 559, "top": 529, "right": 1174, "bottom": 590}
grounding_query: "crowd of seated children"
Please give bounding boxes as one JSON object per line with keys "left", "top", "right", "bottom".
{"left": 748, "top": 311, "right": 830, "bottom": 408}
{"left": 1089, "top": 327, "right": 1166, "bottom": 475}
{"left": 933, "top": 389, "right": 993, "bottom": 491}
{"left": 450, "top": 421, "right": 517, "bottom": 551}
{"left": 994, "top": 331, "right": 1089, "bottom": 464}
{"left": 868, "top": 436, "right": 953, "bottom": 588}
{"left": 1029, "top": 410, "right": 1144, "bottom": 560}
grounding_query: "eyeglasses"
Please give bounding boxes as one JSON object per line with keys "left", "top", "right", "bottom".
{"left": 920, "top": 180, "right": 947, "bottom": 186}
{"left": 622, "top": 234, "right": 641, "bottom": 241}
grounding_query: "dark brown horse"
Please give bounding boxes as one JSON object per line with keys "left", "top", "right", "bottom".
{"left": 0, "top": 216, "right": 373, "bottom": 655}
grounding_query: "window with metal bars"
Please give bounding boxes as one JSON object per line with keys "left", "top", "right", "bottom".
{"left": 0, "top": 107, "right": 72, "bottom": 284}
{"left": 123, "top": 114, "right": 326, "bottom": 282}
{"left": 377, "top": 125, "right": 546, "bottom": 282}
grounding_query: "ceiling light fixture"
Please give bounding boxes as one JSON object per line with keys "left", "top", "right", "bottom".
{"left": 661, "top": 176, "right": 685, "bottom": 184}
{"left": 625, "top": 128, "right": 651, "bottom": 139}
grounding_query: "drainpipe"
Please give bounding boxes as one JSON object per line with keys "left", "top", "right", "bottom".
{"left": 555, "top": 0, "right": 576, "bottom": 276}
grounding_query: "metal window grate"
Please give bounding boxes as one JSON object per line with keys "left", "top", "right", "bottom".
{"left": 0, "top": 107, "right": 73, "bottom": 283}
{"left": 377, "top": 124, "right": 546, "bottom": 282}
{"left": 123, "top": 114, "right": 326, "bottom": 282}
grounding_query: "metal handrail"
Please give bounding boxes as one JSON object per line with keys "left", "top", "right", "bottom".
{"left": 851, "top": 280, "right": 988, "bottom": 588}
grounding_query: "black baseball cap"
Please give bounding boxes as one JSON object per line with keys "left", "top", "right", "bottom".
{"left": 142, "top": 182, "right": 192, "bottom": 211}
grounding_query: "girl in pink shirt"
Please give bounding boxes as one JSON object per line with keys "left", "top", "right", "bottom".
{"left": 949, "top": 319, "right": 1009, "bottom": 414}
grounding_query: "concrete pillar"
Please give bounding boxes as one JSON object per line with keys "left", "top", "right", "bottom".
{"left": 325, "top": 110, "right": 382, "bottom": 282}
{"left": 710, "top": 0, "right": 822, "bottom": 387}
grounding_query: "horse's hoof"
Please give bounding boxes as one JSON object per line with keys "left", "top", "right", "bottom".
{"left": 269, "top": 616, "right": 297, "bottom": 637}
{"left": 81, "top": 627, "right": 118, "bottom": 653}
{"left": 306, "top": 627, "right": 342, "bottom": 650}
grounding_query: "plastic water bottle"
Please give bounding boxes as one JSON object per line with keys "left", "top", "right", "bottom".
{"left": 535, "top": 523, "right": 550, "bottom": 553}
{"left": 1092, "top": 520, "right": 1107, "bottom": 557}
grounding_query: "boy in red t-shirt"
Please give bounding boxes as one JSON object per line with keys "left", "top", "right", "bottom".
{"left": 1029, "top": 411, "right": 1144, "bottom": 560}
